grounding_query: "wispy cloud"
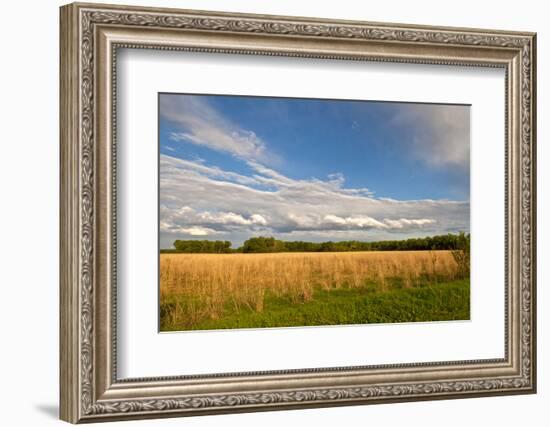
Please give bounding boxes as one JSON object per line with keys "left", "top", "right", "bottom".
{"left": 161, "top": 94, "right": 276, "bottom": 163}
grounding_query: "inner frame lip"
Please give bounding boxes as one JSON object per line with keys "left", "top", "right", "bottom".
{"left": 108, "top": 42, "right": 511, "bottom": 384}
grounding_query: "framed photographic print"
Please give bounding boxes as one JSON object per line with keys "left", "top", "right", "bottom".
{"left": 60, "top": 2, "right": 537, "bottom": 423}
{"left": 158, "top": 93, "right": 472, "bottom": 332}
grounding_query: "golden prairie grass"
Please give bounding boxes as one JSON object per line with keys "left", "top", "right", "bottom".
{"left": 160, "top": 250, "right": 462, "bottom": 329}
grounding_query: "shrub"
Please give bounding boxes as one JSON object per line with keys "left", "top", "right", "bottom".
{"left": 451, "top": 232, "right": 470, "bottom": 278}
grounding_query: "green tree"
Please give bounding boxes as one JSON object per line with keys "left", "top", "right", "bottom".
{"left": 242, "top": 237, "right": 285, "bottom": 253}
{"left": 173, "top": 239, "right": 232, "bottom": 253}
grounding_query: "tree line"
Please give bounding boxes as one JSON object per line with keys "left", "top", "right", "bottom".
{"left": 161, "top": 233, "right": 470, "bottom": 254}
{"left": 165, "top": 239, "right": 232, "bottom": 254}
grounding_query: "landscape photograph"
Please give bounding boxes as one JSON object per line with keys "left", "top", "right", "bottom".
{"left": 158, "top": 93, "right": 470, "bottom": 332}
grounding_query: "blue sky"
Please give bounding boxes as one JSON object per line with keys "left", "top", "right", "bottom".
{"left": 159, "top": 93, "right": 470, "bottom": 248}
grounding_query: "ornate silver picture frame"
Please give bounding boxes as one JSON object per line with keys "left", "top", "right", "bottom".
{"left": 60, "top": 2, "right": 536, "bottom": 423}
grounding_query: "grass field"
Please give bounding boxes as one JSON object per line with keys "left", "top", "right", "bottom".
{"left": 160, "top": 250, "right": 470, "bottom": 331}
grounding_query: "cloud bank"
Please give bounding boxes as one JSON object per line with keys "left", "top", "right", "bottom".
{"left": 160, "top": 154, "right": 469, "bottom": 247}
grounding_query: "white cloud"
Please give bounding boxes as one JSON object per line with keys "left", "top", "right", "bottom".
{"left": 383, "top": 218, "right": 436, "bottom": 228}
{"left": 159, "top": 154, "right": 468, "bottom": 248}
{"left": 161, "top": 94, "right": 275, "bottom": 163}
{"left": 324, "top": 214, "right": 383, "bottom": 228}
{"left": 160, "top": 202, "right": 271, "bottom": 236}
{"left": 391, "top": 104, "right": 470, "bottom": 169}
{"left": 183, "top": 227, "right": 216, "bottom": 236}
{"left": 247, "top": 160, "right": 295, "bottom": 186}
{"left": 160, "top": 224, "right": 218, "bottom": 236}
{"left": 250, "top": 214, "right": 268, "bottom": 226}
{"left": 160, "top": 155, "right": 263, "bottom": 187}
{"left": 322, "top": 214, "right": 434, "bottom": 230}
{"left": 280, "top": 214, "right": 435, "bottom": 231}
{"left": 196, "top": 211, "right": 268, "bottom": 226}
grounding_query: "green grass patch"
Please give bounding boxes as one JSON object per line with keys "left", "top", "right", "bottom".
{"left": 160, "top": 279, "right": 470, "bottom": 331}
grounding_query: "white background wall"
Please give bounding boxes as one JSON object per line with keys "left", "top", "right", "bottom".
{"left": 0, "top": 0, "right": 546, "bottom": 425}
